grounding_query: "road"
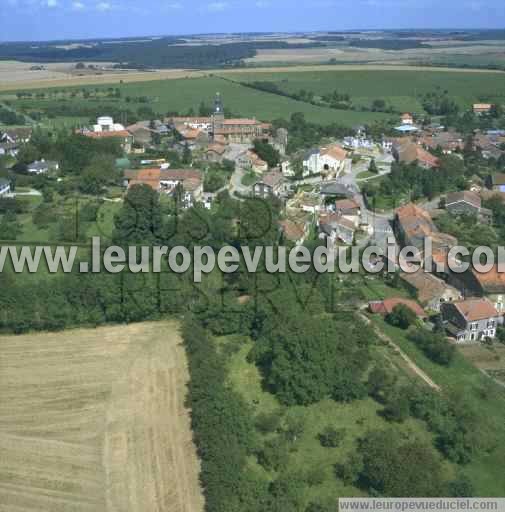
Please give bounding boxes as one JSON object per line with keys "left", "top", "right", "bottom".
{"left": 336, "top": 159, "right": 396, "bottom": 253}
{"left": 5, "top": 188, "right": 42, "bottom": 198}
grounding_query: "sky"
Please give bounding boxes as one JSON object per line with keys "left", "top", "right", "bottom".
{"left": 0, "top": 0, "right": 504, "bottom": 42}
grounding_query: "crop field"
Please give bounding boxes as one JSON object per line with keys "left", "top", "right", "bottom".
{"left": 228, "top": 69, "right": 505, "bottom": 112}
{"left": 1, "top": 75, "right": 391, "bottom": 126}
{"left": 244, "top": 41, "right": 505, "bottom": 68}
{"left": 4, "top": 66, "right": 505, "bottom": 129}
{"left": 0, "top": 321, "right": 204, "bottom": 512}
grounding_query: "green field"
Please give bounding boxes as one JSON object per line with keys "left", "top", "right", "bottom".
{"left": 218, "top": 334, "right": 447, "bottom": 506}
{"left": 226, "top": 69, "right": 505, "bottom": 113}
{"left": 1, "top": 75, "right": 392, "bottom": 127}
{"left": 370, "top": 316, "right": 505, "bottom": 496}
{"left": 5, "top": 69, "right": 505, "bottom": 129}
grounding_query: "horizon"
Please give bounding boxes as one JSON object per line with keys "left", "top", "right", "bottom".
{"left": 1, "top": 27, "right": 505, "bottom": 45}
{"left": 1, "top": 0, "right": 504, "bottom": 43}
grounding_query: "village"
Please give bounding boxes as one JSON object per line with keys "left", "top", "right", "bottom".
{"left": 2, "top": 93, "right": 505, "bottom": 348}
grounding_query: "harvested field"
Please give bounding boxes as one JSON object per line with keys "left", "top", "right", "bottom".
{"left": 1, "top": 62, "right": 503, "bottom": 92}
{"left": 0, "top": 321, "right": 204, "bottom": 512}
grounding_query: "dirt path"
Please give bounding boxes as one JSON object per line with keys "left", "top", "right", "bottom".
{"left": 359, "top": 312, "right": 441, "bottom": 391}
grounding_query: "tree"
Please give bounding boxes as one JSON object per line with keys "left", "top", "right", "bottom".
{"left": 254, "top": 313, "right": 370, "bottom": 406}
{"left": 367, "top": 366, "right": 397, "bottom": 402}
{"left": 368, "top": 158, "right": 379, "bottom": 174}
{"left": 449, "top": 475, "right": 475, "bottom": 497}
{"left": 356, "top": 429, "right": 447, "bottom": 496}
{"left": 408, "top": 328, "right": 456, "bottom": 366}
{"left": 253, "top": 140, "right": 280, "bottom": 168}
{"left": 113, "top": 184, "right": 163, "bottom": 244}
{"left": 385, "top": 304, "right": 417, "bottom": 329}
{"left": 335, "top": 453, "right": 363, "bottom": 485}
{"left": 318, "top": 426, "right": 346, "bottom": 448}
{"left": 182, "top": 143, "right": 192, "bottom": 165}
{"left": 0, "top": 211, "right": 22, "bottom": 240}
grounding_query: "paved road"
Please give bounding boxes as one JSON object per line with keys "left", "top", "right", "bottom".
{"left": 229, "top": 166, "right": 250, "bottom": 197}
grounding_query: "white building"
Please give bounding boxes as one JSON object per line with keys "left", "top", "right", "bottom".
{"left": 27, "top": 159, "right": 59, "bottom": 174}
{"left": 303, "top": 145, "right": 348, "bottom": 177}
{"left": 0, "top": 179, "right": 11, "bottom": 196}
{"left": 93, "top": 116, "right": 126, "bottom": 133}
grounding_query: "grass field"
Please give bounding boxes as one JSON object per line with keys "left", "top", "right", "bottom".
{"left": 1, "top": 75, "right": 391, "bottom": 127}
{"left": 228, "top": 69, "right": 505, "bottom": 112}
{"left": 0, "top": 321, "right": 204, "bottom": 512}
{"left": 5, "top": 67, "right": 505, "bottom": 130}
{"left": 370, "top": 316, "right": 505, "bottom": 496}
{"left": 219, "top": 333, "right": 452, "bottom": 506}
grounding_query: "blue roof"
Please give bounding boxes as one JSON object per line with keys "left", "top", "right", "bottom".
{"left": 394, "top": 125, "right": 419, "bottom": 133}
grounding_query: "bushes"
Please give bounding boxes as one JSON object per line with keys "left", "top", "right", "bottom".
{"left": 385, "top": 304, "right": 417, "bottom": 329}
{"left": 408, "top": 328, "right": 456, "bottom": 366}
{"left": 181, "top": 317, "right": 260, "bottom": 512}
{"left": 337, "top": 428, "right": 447, "bottom": 497}
{"left": 318, "top": 426, "right": 346, "bottom": 448}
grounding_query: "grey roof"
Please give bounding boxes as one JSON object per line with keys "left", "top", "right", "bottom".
{"left": 320, "top": 181, "right": 357, "bottom": 197}
{"left": 27, "top": 160, "right": 49, "bottom": 170}
{"left": 0, "top": 178, "right": 10, "bottom": 187}
{"left": 303, "top": 148, "right": 319, "bottom": 160}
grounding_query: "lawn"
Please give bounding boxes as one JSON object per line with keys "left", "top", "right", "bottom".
{"left": 241, "top": 171, "right": 258, "bottom": 187}
{"left": 226, "top": 69, "right": 505, "bottom": 113}
{"left": 369, "top": 316, "right": 505, "bottom": 496}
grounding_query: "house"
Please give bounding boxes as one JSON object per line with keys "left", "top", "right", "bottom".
{"left": 27, "top": 159, "right": 59, "bottom": 174}
{"left": 0, "top": 142, "right": 19, "bottom": 157}
{"left": 279, "top": 219, "right": 308, "bottom": 245}
{"left": 490, "top": 173, "right": 505, "bottom": 193}
{"left": 126, "top": 124, "right": 155, "bottom": 147}
{"left": 473, "top": 103, "right": 493, "bottom": 115}
{"left": 124, "top": 168, "right": 203, "bottom": 207}
{"left": 368, "top": 297, "right": 427, "bottom": 319}
{"left": 320, "top": 181, "right": 357, "bottom": 199}
{"left": 0, "top": 178, "right": 11, "bottom": 196}
{"left": 253, "top": 171, "right": 284, "bottom": 198}
{"left": 395, "top": 203, "right": 457, "bottom": 255}
{"left": 444, "top": 191, "right": 492, "bottom": 223}
{"left": 303, "top": 144, "right": 347, "bottom": 178}
{"left": 0, "top": 127, "right": 32, "bottom": 144}
{"left": 334, "top": 198, "right": 361, "bottom": 227}
{"left": 401, "top": 113, "right": 414, "bottom": 125}
{"left": 420, "top": 130, "right": 465, "bottom": 154}
{"left": 204, "top": 143, "right": 227, "bottom": 163}
{"left": 92, "top": 116, "right": 125, "bottom": 133}
{"left": 442, "top": 298, "right": 503, "bottom": 343}
{"left": 400, "top": 270, "right": 462, "bottom": 312}
{"left": 82, "top": 129, "right": 133, "bottom": 153}
{"left": 318, "top": 212, "right": 356, "bottom": 245}
{"left": 238, "top": 150, "right": 268, "bottom": 173}
{"left": 394, "top": 142, "right": 439, "bottom": 169}
{"left": 447, "top": 264, "right": 505, "bottom": 314}
{"left": 281, "top": 160, "right": 294, "bottom": 177}
{"left": 297, "top": 192, "right": 322, "bottom": 214}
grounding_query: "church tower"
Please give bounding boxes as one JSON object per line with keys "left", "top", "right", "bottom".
{"left": 211, "top": 92, "right": 224, "bottom": 140}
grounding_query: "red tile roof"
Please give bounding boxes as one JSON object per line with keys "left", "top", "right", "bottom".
{"left": 84, "top": 130, "right": 131, "bottom": 139}
{"left": 453, "top": 298, "right": 499, "bottom": 322}
{"left": 369, "top": 298, "right": 426, "bottom": 318}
